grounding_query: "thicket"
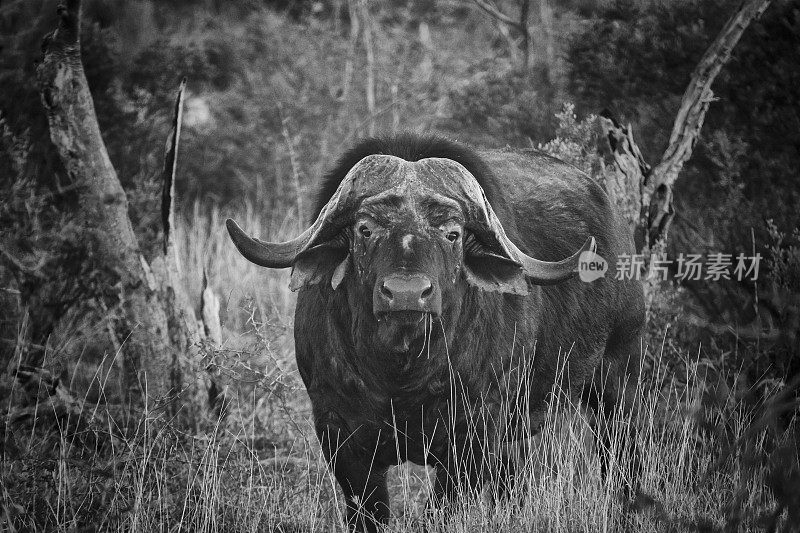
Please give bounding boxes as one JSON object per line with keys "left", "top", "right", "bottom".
{"left": 565, "top": 0, "right": 799, "bottom": 407}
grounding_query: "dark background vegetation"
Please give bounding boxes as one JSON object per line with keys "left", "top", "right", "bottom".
{"left": 1, "top": 0, "right": 799, "bottom": 530}
{"left": 4, "top": 0, "right": 797, "bottom": 389}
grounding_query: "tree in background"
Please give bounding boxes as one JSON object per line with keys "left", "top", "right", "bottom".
{"left": 569, "top": 0, "right": 800, "bottom": 249}
{"left": 598, "top": 0, "right": 773, "bottom": 258}
{"left": 568, "top": 0, "right": 798, "bottom": 397}
{"left": 2, "top": 0, "right": 220, "bottom": 425}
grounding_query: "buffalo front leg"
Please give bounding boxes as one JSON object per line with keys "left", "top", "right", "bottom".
{"left": 582, "top": 350, "right": 641, "bottom": 494}
{"left": 318, "top": 425, "right": 391, "bottom": 533}
{"left": 428, "top": 433, "right": 500, "bottom": 513}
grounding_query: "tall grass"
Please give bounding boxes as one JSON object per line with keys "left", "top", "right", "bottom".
{"left": 1, "top": 205, "right": 792, "bottom": 532}
{"left": 175, "top": 200, "right": 297, "bottom": 335}
{"left": 3, "top": 343, "right": 787, "bottom": 531}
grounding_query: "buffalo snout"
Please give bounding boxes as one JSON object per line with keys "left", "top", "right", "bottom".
{"left": 374, "top": 274, "right": 441, "bottom": 317}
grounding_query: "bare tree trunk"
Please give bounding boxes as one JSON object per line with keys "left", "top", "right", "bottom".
{"left": 36, "top": 0, "right": 175, "bottom": 408}
{"left": 538, "top": 0, "right": 554, "bottom": 81}
{"left": 359, "top": 0, "right": 376, "bottom": 136}
{"left": 391, "top": 83, "right": 400, "bottom": 132}
{"left": 417, "top": 21, "right": 434, "bottom": 83}
{"left": 519, "top": 0, "right": 530, "bottom": 70}
{"left": 150, "top": 79, "right": 221, "bottom": 426}
{"left": 471, "top": 0, "right": 530, "bottom": 69}
{"left": 35, "top": 0, "right": 220, "bottom": 422}
{"left": 341, "top": 0, "right": 361, "bottom": 105}
{"left": 333, "top": 0, "right": 343, "bottom": 35}
{"left": 278, "top": 104, "right": 305, "bottom": 227}
{"left": 600, "top": 0, "right": 772, "bottom": 259}
{"left": 495, "top": 19, "right": 520, "bottom": 65}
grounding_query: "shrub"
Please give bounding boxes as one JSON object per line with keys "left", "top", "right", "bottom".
{"left": 447, "top": 65, "right": 557, "bottom": 146}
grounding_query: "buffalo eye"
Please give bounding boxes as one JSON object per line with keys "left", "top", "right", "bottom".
{"left": 359, "top": 225, "right": 372, "bottom": 238}
{"left": 446, "top": 231, "right": 460, "bottom": 242}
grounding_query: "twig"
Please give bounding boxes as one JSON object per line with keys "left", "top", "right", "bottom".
{"left": 0, "top": 244, "right": 46, "bottom": 278}
{"left": 684, "top": 313, "right": 781, "bottom": 342}
{"left": 277, "top": 104, "right": 305, "bottom": 228}
{"left": 470, "top": 0, "right": 522, "bottom": 30}
{"left": 161, "top": 77, "right": 186, "bottom": 257}
{"left": 339, "top": 99, "right": 400, "bottom": 149}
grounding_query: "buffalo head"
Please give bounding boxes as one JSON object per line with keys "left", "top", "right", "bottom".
{"left": 227, "top": 155, "right": 594, "bottom": 351}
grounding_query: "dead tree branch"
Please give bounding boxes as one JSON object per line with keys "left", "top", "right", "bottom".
{"left": 470, "top": 0, "right": 530, "bottom": 68}
{"left": 162, "top": 77, "right": 186, "bottom": 257}
{"left": 600, "top": 0, "right": 772, "bottom": 257}
{"left": 651, "top": 0, "right": 772, "bottom": 195}
{"left": 471, "top": 0, "right": 522, "bottom": 30}
{"left": 150, "top": 78, "right": 225, "bottom": 424}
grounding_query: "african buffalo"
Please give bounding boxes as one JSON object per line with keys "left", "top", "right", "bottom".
{"left": 227, "top": 134, "right": 645, "bottom": 531}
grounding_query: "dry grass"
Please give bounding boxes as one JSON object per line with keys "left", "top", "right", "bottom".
{"left": 175, "top": 200, "right": 297, "bottom": 334}
{"left": 1, "top": 205, "right": 794, "bottom": 532}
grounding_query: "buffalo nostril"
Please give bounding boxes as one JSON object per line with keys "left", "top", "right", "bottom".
{"left": 420, "top": 283, "right": 433, "bottom": 300}
{"left": 378, "top": 275, "right": 437, "bottom": 312}
{"left": 381, "top": 283, "right": 393, "bottom": 300}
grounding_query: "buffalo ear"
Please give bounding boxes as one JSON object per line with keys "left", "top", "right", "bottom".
{"left": 463, "top": 234, "right": 529, "bottom": 295}
{"left": 289, "top": 243, "right": 350, "bottom": 291}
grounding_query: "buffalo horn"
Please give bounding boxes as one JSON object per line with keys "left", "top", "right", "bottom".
{"left": 225, "top": 219, "right": 313, "bottom": 268}
{"left": 225, "top": 157, "right": 365, "bottom": 267}
{"left": 506, "top": 236, "right": 595, "bottom": 285}
{"left": 428, "top": 157, "right": 595, "bottom": 285}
